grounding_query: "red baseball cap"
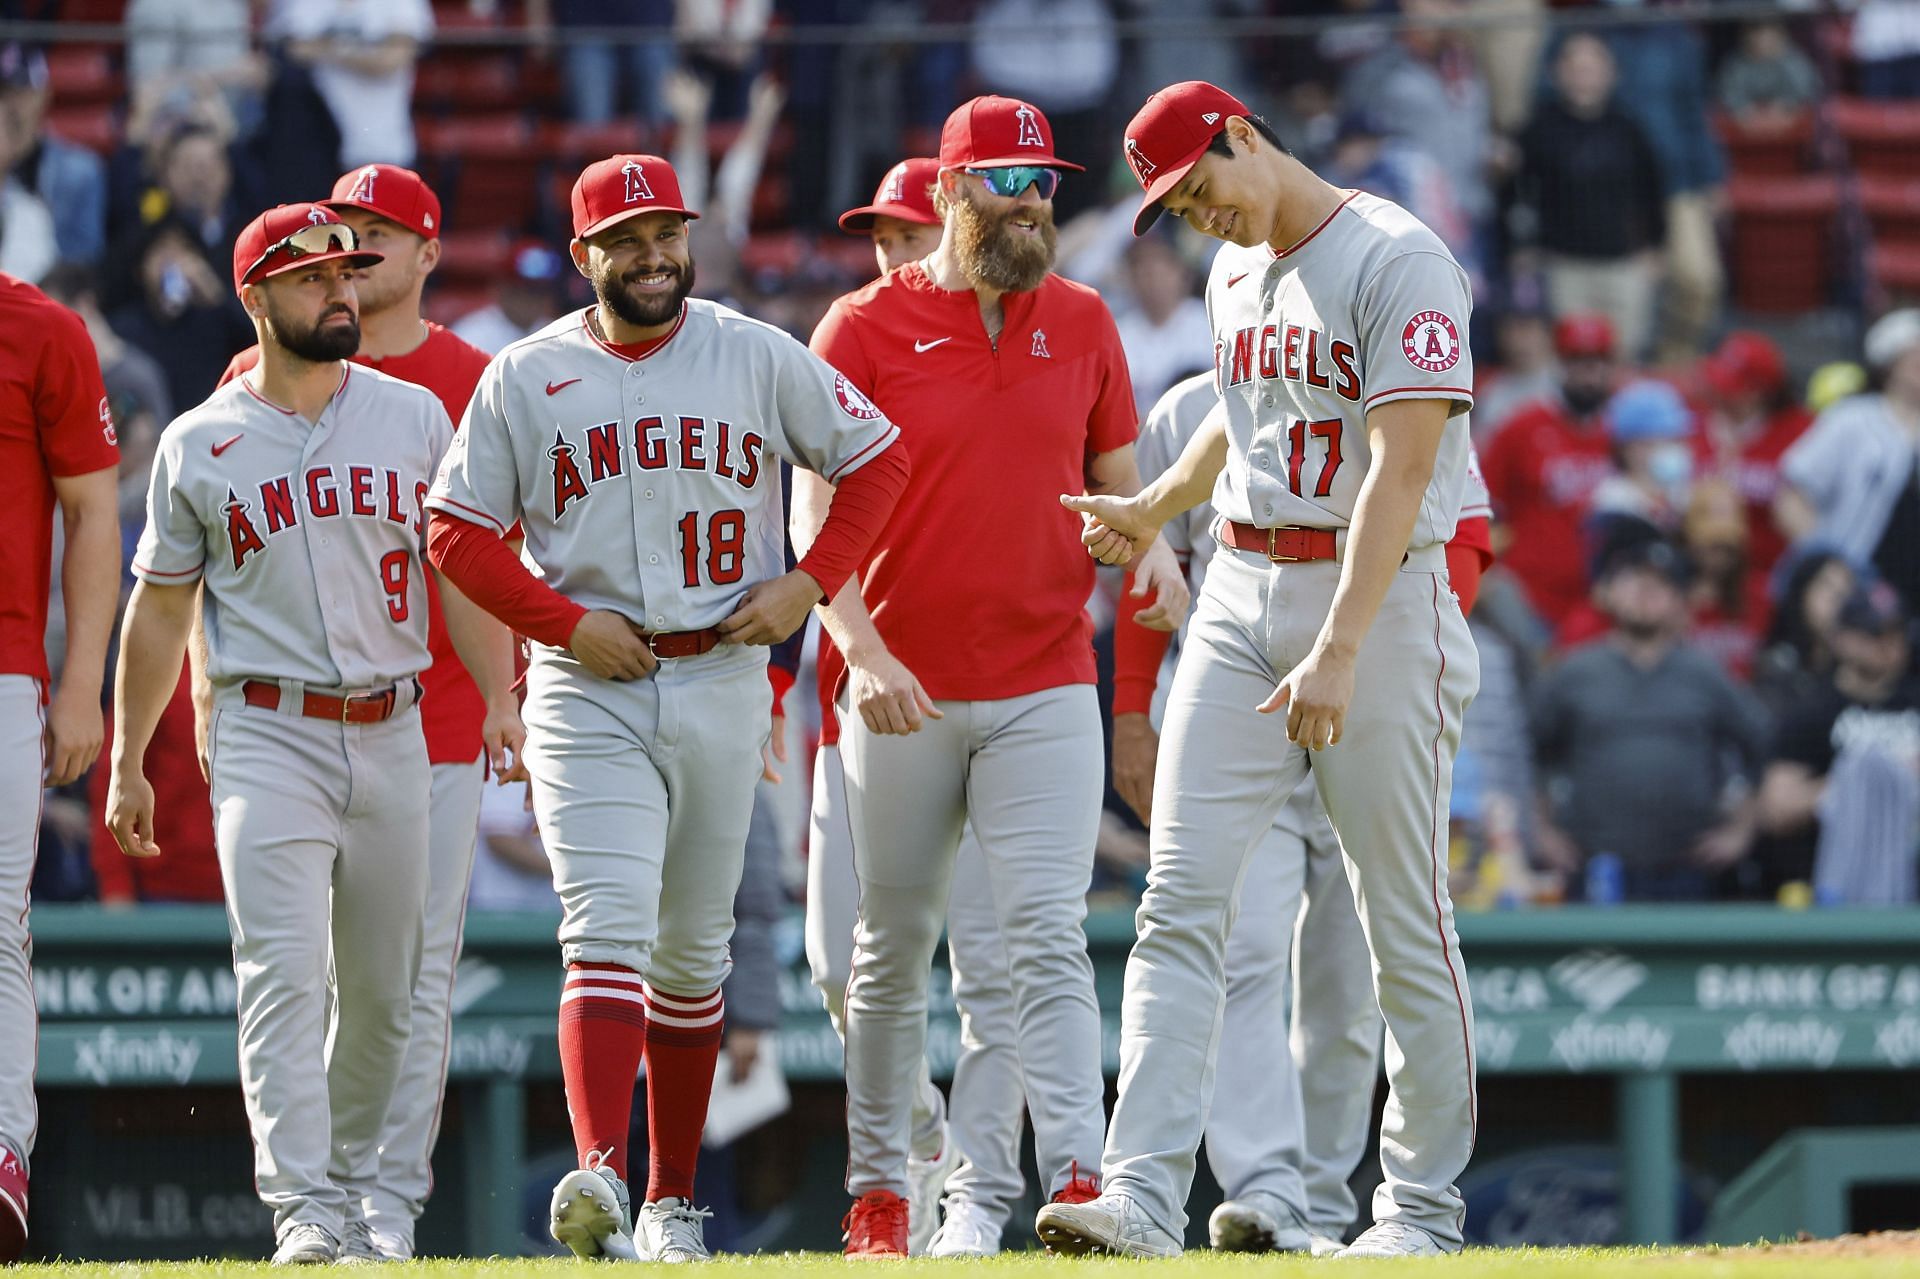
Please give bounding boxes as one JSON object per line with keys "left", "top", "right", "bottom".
{"left": 231, "top": 203, "right": 383, "bottom": 294}
{"left": 571, "top": 154, "right": 700, "bottom": 239}
{"left": 1122, "top": 81, "right": 1251, "bottom": 235}
{"left": 1554, "top": 313, "right": 1616, "bottom": 360}
{"left": 324, "top": 163, "right": 442, "bottom": 240}
{"left": 1703, "top": 330, "right": 1786, "bottom": 400}
{"left": 939, "top": 96, "right": 1085, "bottom": 173}
{"left": 839, "top": 157, "right": 942, "bottom": 233}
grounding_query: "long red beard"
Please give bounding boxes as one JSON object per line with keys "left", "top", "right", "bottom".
{"left": 952, "top": 192, "right": 1057, "bottom": 294}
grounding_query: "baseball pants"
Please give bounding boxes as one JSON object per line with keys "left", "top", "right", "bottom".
{"left": 840, "top": 684, "right": 1105, "bottom": 1200}
{"left": 521, "top": 644, "right": 766, "bottom": 996}
{"left": 1101, "top": 546, "right": 1479, "bottom": 1247}
{"left": 362, "top": 753, "right": 487, "bottom": 1240}
{"left": 207, "top": 687, "right": 431, "bottom": 1237}
{"left": 805, "top": 744, "right": 1028, "bottom": 1214}
{"left": 0, "top": 677, "right": 43, "bottom": 1171}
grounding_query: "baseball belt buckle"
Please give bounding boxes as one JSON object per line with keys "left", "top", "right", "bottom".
{"left": 645, "top": 631, "right": 671, "bottom": 660}
{"left": 343, "top": 688, "right": 391, "bottom": 721}
{"left": 1265, "top": 527, "right": 1305, "bottom": 563}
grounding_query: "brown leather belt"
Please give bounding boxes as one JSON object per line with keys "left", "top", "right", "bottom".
{"left": 1219, "top": 522, "right": 1338, "bottom": 562}
{"left": 243, "top": 680, "right": 403, "bottom": 723}
{"left": 640, "top": 626, "right": 724, "bottom": 659}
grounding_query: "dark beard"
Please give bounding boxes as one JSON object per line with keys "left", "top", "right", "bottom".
{"left": 269, "top": 304, "right": 360, "bottom": 363}
{"left": 1564, "top": 383, "right": 1609, "bottom": 418}
{"left": 598, "top": 257, "right": 696, "bottom": 329}
{"left": 952, "top": 190, "right": 1056, "bottom": 294}
{"left": 1615, "top": 616, "right": 1668, "bottom": 642}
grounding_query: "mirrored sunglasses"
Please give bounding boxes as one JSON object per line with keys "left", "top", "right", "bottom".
{"left": 965, "top": 166, "right": 1062, "bottom": 200}
{"left": 242, "top": 222, "right": 361, "bottom": 283}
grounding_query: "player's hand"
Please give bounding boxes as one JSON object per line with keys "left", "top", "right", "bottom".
{"left": 569, "top": 610, "right": 659, "bottom": 681}
{"left": 105, "top": 769, "right": 161, "bottom": 858}
{"left": 1111, "top": 712, "right": 1159, "bottom": 824}
{"left": 1129, "top": 538, "right": 1191, "bottom": 631}
{"left": 847, "top": 646, "right": 943, "bottom": 736}
{"left": 1259, "top": 644, "right": 1355, "bottom": 751}
{"left": 43, "top": 682, "right": 103, "bottom": 787}
{"left": 1060, "top": 493, "right": 1162, "bottom": 567}
{"left": 719, "top": 571, "right": 824, "bottom": 646}
{"left": 483, "top": 699, "right": 530, "bottom": 783}
{"left": 762, "top": 712, "right": 787, "bottom": 783}
{"left": 724, "top": 1027, "right": 764, "bottom": 1084}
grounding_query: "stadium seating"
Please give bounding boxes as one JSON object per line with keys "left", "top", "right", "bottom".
{"left": 1725, "top": 174, "right": 1843, "bottom": 314}
{"left": 1828, "top": 96, "right": 1920, "bottom": 178}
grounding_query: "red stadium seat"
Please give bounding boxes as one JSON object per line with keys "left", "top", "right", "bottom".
{"left": 415, "top": 56, "right": 520, "bottom": 115}
{"left": 46, "top": 104, "right": 119, "bottom": 155}
{"left": 540, "top": 119, "right": 653, "bottom": 166}
{"left": 1714, "top": 111, "right": 1816, "bottom": 177}
{"left": 1829, "top": 96, "right": 1920, "bottom": 177}
{"left": 1870, "top": 243, "right": 1920, "bottom": 303}
{"left": 1857, "top": 174, "right": 1920, "bottom": 252}
{"left": 46, "top": 45, "right": 121, "bottom": 109}
{"left": 424, "top": 282, "right": 493, "bottom": 327}
{"left": 435, "top": 230, "right": 515, "bottom": 285}
{"left": 416, "top": 116, "right": 542, "bottom": 233}
{"left": 1726, "top": 175, "right": 1843, "bottom": 314}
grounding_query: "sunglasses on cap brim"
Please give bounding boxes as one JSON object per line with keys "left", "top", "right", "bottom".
{"left": 242, "top": 222, "right": 366, "bottom": 284}
{"left": 965, "top": 166, "right": 1062, "bottom": 200}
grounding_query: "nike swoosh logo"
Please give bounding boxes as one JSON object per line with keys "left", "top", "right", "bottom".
{"left": 546, "top": 378, "right": 582, "bottom": 396}
{"left": 913, "top": 337, "right": 952, "bottom": 353}
{"left": 211, "top": 434, "right": 243, "bottom": 456}
{"left": 1227, "top": 273, "right": 1249, "bottom": 288}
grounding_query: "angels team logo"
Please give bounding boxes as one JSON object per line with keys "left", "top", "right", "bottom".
{"left": 307, "top": 206, "right": 330, "bottom": 226}
{"left": 834, "top": 373, "right": 884, "bottom": 422}
{"left": 1124, "top": 138, "right": 1156, "bottom": 182}
{"left": 346, "top": 166, "right": 379, "bottom": 205}
{"left": 622, "top": 160, "right": 655, "bottom": 204}
{"left": 1401, "top": 310, "right": 1462, "bottom": 373}
{"left": 1031, "top": 329, "right": 1051, "bottom": 359}
{"left": 1014, "top": 104, "right": 1045, "bottom": 149}
{"left": 98, "top": 395, "right": 115, "bottom": 446}
{"left": 881, "top": 163, "right": 907, "bottom": 204}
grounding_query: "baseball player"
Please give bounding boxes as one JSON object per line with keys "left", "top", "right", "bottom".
{"left": 0, "top": 272, "right": 119, "bottom": 1263}
{"left": 424, "top": 154, "right": 909, "bottom": 1264}
{"left": 1037, "top": 81, "right": 1480, "bottom": 1259}
{"left": 799, "top": 96, "right": 1188, "bottom": 1257}
{"left": 802, "top": 156, "right": 1030, "bottom": 1257}
{"left": 104, "top": 204, "right": 519, "bottom": 1265}
{"left": 214, "top": 164, "right": 510, "bottom": 1261}
{"left": 1111, "top": 373, "right": 1496, "bottom": 1254}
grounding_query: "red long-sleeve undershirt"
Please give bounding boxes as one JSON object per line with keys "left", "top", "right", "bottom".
{"left": 426, "top": 440, "right": 909, "bottom": 647}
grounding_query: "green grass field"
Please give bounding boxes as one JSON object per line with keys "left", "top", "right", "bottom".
{"left": 10, "top": 1246, "right": 1920, "bottom": 1279}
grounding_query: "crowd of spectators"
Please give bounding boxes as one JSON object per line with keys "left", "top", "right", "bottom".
{"left": 11, "top": 0, "right": 1920, "bottom": 913}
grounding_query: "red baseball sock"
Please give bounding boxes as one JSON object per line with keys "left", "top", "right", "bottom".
{"left": 558, "top": 963, "right": 648, "bottom": 1180}
{"left": 641, "top": 986, "right": 724, "bottom": 1202}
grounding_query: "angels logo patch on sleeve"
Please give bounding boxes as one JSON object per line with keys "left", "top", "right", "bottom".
{"left": 834, "top": 373, "right": 885, "bottom": 421}
{"left": 1401, "top": 310, "right": 1462, "bottom": 373}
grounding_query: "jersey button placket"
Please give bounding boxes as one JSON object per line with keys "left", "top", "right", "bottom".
{"left": 626, "top": 368, "right": 662, "bottom": 633}
{"left": 301, "top": 405, "right": 348, "bottom": 688}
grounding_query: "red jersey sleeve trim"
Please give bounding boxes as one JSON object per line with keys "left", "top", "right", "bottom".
{"left": 826, "top": 427, "right": 897, "bottom": 483}
{"left": 1364, "top": 384, "right": 1475, "bottom": 408}
{"left": 131, "top": 561, "right": 205, "bottom": 580}
{"left": 426, "top": 495, "right": 509, "bottom": 536}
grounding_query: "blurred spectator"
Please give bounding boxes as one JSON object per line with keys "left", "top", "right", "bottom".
{"left": 1682, "top": 479, "right": 1772, "bottom": 683}
{"left": 467, "top": 781, "right": 560, "bottom": 914}
{"left": 1716, "top": 20, "right": 1821, "bottom": 123}
{"left": 1602, "top": 13, "right": 1725, "bottom": 364}
{"left": 0, "top": 40, "right": 107, "bottom": 267}
{"left": 107, "top": 216, "right": 254, "bottom": 414}
{"left": 1463, "top": 0, "right": 1546, "bottom": 133}
{"left": 1754, "top": 551, "right": 1858, "bottom": 715}
{"left": 134, "top": 122, "right": 247, "bottom": 271}
{"left": 1472, "top": 302, "right": 1557, "bottom": 441}
{"left": 1340, "top": 0, "right": 1496, "bottom": 244}
{"left": 1853, "top": 0, "right": 1920, "bottom": 100}
{"left": 0, "top": 100, "right": 55, "bottom": 282}
{"left": 1588, "top": 378, "right": 1694, "bottom": 541}
{"left": 1517, "top": 33, "right": 1664, "bottom": 363}
{"left": 678, "top": 0, "right": 772, "bottom": 123}
{"left": 1778, "top": 310, "right": 1920, "bottom": 614}
{"left": 1532, "top": 538, "right": 1769, "bottom": 901}
{"left": 268, "top": 0, "right": 434, "bottom": 169}
{"left": 125, "top": 0, "right": 270, "bottom": 135}
{"left": 1313, "top": 0, "right": 1393, "bottom": 78}
{"left": 87, "top": 670, "right": 222, "bottom": 906}
{"left": 1693, "top": 330, "right": 1810, "bottom": 578}
{"left": 1481, "top": 312, "right": 1620, "bottom": 627}
{"left": 108, "top": 78, "right": 254, "bottom": 252}
{"left": 1111, "top": 232, "right": 1210, "bottom": 416}
{"left": 1122, "top": 0, "right": 1256, "bottom": 118}
{"left": 1807, "top": 360, "right": 1867, "bottom": 414}
{"left": 452, "top": 240, "right": 567, "bottom": 354}
{"left": 525, "top": 0, "right": 676, "bottom": 129}
{"left": 970, "top": 0, "right": 1121, "bottom": 222}
{"left": 1760, "top": 584, "right": 1920, "bottom": 904}
{"left": 1320, "top": 109, "right": 1474, "bottom": 274}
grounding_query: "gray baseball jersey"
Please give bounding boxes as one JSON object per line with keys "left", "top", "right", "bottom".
{"left": 1206, "top": 190, "right": 1473, "bottom": 545}
{"left": 134, "top": 367, "right": 453, "bottom": 687}
{"left": 426, "top": 302, "right": 900, "bottom": 636}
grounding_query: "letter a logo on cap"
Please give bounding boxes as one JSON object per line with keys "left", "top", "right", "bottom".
{"left": 881, "top": 163, "right": 906, "bottom": 203}
{"left": 1014, "top": 104, "right": 1044, "bottom": 149}
{"left": 1125, "top": 138, "right": 1157, "bottom": 181}
{"left": 307, "top": 206, "right": 330, "bottom": 225}
{"left": 623, "top": 160, "right": 655, "bottom": 204}
{"left": 348, "top": 166, "right": 378, "bottom": 204}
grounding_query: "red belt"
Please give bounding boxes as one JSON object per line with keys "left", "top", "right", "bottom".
{"left": 1219, "top": 523, "right": 1338, "bottom": 562}
{"left": 243, "top": 680, "right": 403, "bottom": 723}
{"left": 640, "top": 626, "right": 724, "bottom": 659}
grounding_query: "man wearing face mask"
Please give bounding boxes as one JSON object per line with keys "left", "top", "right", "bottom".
{"left": 1588, "top": 378, "right": 1697, "bottom": 543}
{"left": 1481, "top": 311, "right": 1621, "bottom": 627}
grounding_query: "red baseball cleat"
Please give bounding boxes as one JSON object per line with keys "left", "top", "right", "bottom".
{"left": 843, "top": 1189, "right": 910, "bottom": 1258}
{"left": 1051, "top": 1160, "right": 1101, "bottom": 1205}
{"left": 0, "top": 1145, "right": 27, "bottom": 1263}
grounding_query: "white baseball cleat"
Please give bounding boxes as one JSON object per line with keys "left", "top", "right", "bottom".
{"left": 926, "top": 1196, "right": 1003, "bottom": 1257}
{"left": 639, "top": 1197, "right": 713, "bottom": 1263}
{"left": 367, "top": 1225, "right": 414, "bottom": 1262}
{"left": 549, "top": 1165, "right": 641, "bottom": 1260}
{"left": 1035, "top": 1192, "right": 1182, "bottom": 1258}
{"left": 1309, "top": 1229, "right": 1349, "bottom": 1256}
{"left": 905, "top": 1135, "right": 956, "bottom": 1255}
{"left": 338, "top": 1219, "right": 383, "bottom": 1264}
{"left": 1208, "top": 1190, "right": 1313, "bottom": 1253}
{"left": 271, "top": 1222, "right": 339, "bottom": 1266}
{"left": 1337, "top": 1220, "right": 1452, "bottom": 1257}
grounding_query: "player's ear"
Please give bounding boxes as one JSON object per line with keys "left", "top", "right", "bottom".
{"left": 568, "top": 239, "right": 593, "bottom": 280}
{"left": 418, "top": 236, "right": 442, "bottom": 276}
{"left": 1224, "top": 116, "right": 1256, "bottom": 155}
{"left": 238, "top": 281, "right": 266, "bottom": 320}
